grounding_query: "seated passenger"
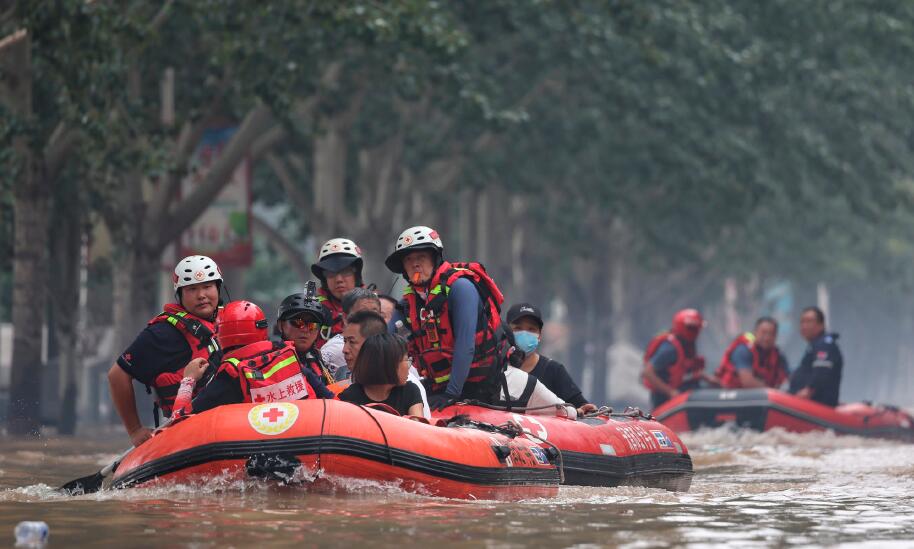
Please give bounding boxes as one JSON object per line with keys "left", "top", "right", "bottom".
{"left": 506, "top": 302, "right": 597, "bottom": 416}
{"left": 343, "top": 310, "right": 431, "bottom": 418}
{"left": 788, "top": 306, "right": 843, "bottom": 406}
{"left": 716, "top": 317, "right": 789, "bottom": 389}
{"left": 642, "top": 309, "right": 714, "bottom": 409}
{"left": 275, "top": 290, "right": 335, "bottom": 386}
{"left": 378, "top": 294, "right": 398, "bottom": 324}
{"left": 498, "top": 367, "right": 578, "bottom": 419}
{"left": 338, "top": 333, "right": 425, "bottom": 417}
{"left": 170, "top": 301, "right": 332, "bottom": 418}
{"left": 320, "top": 288, "right": 381, "bottom": 380}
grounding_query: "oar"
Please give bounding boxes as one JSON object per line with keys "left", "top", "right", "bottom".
{"left": 58, "top": 446, "right": 134, "bottom": 495}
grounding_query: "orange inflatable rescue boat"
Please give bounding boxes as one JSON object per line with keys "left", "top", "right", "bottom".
{"left": 111, "top": 399, "right": 559, "bottom": 500}
{"left": 653, "top": 388, "right": 914, "bottom": 441}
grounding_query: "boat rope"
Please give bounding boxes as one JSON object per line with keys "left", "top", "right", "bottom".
{"left": 456, "top": 400, "right": 573, "bottom": 414}
{"left": 315, "top": 397, "right": 328, "bottom": 476}
{"left": 355, "top": 404, "right": 394, "bottom": 466}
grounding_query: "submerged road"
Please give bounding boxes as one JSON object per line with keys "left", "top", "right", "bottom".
{"left": 1, "top": 426, "right": 913, "bottom": 547}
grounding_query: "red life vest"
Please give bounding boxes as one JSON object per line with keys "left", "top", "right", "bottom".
{"left": 642, "top": 331, "right": 705, "bottom": 391}
{"left": 315, "top": 287, "right": 344, "bottom": 350}
{"left": 400, "top": 261, "right": 507, "bottom": 394}
{"left": 219, "top": 340, "right": 320, "bottom": 403}
{"left": 146, "top": 303, "right": 220, "bottom": 416}
{"left": 715, "top": 332, "right": 788, "bottom": 389}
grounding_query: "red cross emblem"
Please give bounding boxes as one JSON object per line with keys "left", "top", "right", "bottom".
{"left": 262, "top": 407, "right": 284, "bottom": 423}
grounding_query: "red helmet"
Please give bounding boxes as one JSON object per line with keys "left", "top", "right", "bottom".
{"left": 217, "top": 301, "right": 268, "bottom": 349}
{"left": 671, "top": 308, "right": 704, "bottom": 341}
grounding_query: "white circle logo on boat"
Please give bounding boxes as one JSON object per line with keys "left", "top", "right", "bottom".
{"left": 248, "top": 403, "right": 299, "bottom": 436}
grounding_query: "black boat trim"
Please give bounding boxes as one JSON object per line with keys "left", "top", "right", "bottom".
{"left": 112, "top": 435, "right": 560, "bottom": 489}
{"left": 560, "top": 450, "right": 693, "bottom": 490}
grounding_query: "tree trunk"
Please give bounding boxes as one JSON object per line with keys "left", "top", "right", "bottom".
{"left": 3, "top": 29, "right": 49, "bottom": 436}
{"left": 49, "top": 190, "right": 84, "bottom": 435}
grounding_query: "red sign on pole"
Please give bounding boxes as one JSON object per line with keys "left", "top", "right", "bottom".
{"left": 178, "top": 127, "right": 252, "bottom": 267}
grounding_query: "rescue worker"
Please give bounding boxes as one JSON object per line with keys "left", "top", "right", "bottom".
{"left": 310, "top": 238, "right": 364, "bottom": 348}
{"left": 506, "top": 302, "right": 597, "bottom": 416}
{"left": 108, "top": 255, "right": 224, "bottom": 446}
{"left": 171, "top": 300, "right": 332, "bottom": 417}
{"left": 642, "top": 308, "right": 715, "bottom": 409}
{"left": 789, "top": 306, "right": 843, "bottom": 406}
{"left": 716, "top": 317, "right": 789, "bottom": 389}
{"left": 385, "top": 225, "right": 511, "bottom": 411}
{"left": 319, "top": 287, "right": 381, "bottom": 380}
{"left": 274, "top": 289, "right": 335, "bottom": 387}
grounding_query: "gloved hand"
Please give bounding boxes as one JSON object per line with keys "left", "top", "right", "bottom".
{"left": 427, "top": 392, "right": 459, "bottom": 411}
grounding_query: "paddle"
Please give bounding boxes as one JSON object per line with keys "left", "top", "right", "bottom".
{"left": 59, "top": 418, "right": 174, "bottom": 495}
{"left": 58, "top": 446, "right": 134, "bottom": 495}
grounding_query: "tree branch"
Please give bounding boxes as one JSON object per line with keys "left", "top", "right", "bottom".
{"left": 251, "top": 212, "right": 311, "bottom": 282}
{"left": 152, "top": 103, "right": 275, "bottom": 250}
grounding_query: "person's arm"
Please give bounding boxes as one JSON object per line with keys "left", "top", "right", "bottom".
{"left": 406, "top": 402, "right": 425, "bottom": 417}
{"left": 542, "top": 359, "right": 590, "bottom": 408}
{"left": 107, "top": 363, "right": 150, "bottom": 446}
{"left": 520, "top": 372, "right": 577, "bottom": 419}
{"left": 170, "top": 358, "right": 210, "bottom": 418}
{"left": 731, "top": 345, "right": 765, "bottom": 388}
{"left": 444, "top": 278, "right": 480, "bottom": 397}
{"left": 644, "top": 342, "right": 679, "bottom": 397}
{"left": 388, "top": 308, "right": 405, "bottom": 334}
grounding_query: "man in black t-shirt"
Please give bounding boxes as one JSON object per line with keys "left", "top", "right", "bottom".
{"left": 107, "top": 255, "right": 223, "bottom": 447}
{"left": 506, "top": 303, "right": 598, "bottom": 415}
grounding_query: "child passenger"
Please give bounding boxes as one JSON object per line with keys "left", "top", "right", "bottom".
{"left": 338, "top": 333, "right": 425, "bottom": 417}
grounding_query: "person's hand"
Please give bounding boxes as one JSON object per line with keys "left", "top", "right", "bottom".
{"left": 577, "top": 403, "right": 598, "bottom": 415}
{"left": 796, "top": 387, "right": 813, "bottom": 399}
{"left": 427, "top": 393, "right": 459, "bottom": 411}
{"left": 668, "top": 388, "right": 681, "bottom": 398}
{"left": 129, "top": 426, "right": 153, "bottom": 447}
{"left": 183, "top": 357, "right": 209, "bottom": 381}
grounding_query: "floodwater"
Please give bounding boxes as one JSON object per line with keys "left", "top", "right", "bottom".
{"left": 2, "top": 425, "right": 914, "bottom": 548}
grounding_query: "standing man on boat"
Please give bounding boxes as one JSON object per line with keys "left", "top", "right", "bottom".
{"left": 789, "top": 306, "right": 843, "bottom": 406}
{"left": 108, "top": 255, "right": 224, "bottom": 446}
{"left": 642, "top": 308, "right": 715, "bottom": 409}
{"left": 310, "top": 238, "right": 364, "bottom": 349}
{"left": 715, "top": 317, "right": 790, "bottom": 389}
{"left": 385, "top": 225, "right": 511, "bottom": 411}
{"left": 506, "top": 302, "right": 597, "bottom": 416}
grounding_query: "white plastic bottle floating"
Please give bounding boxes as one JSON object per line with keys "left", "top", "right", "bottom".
{"left": 14, "top": 521, "right": 49, "bottom": 547}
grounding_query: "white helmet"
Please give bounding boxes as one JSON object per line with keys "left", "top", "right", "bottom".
{"left": 173, "top": 255, "right": 223, "bottom": 291}
{"left": 311, "top": 237, "right": 363, "bottom": 282}
{"left": 384, "top": 226, "right": 444, "bottom": 274}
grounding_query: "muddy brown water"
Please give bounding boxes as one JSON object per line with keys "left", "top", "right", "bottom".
{"left": 2, "top": 426, "right": 913, "bottom": 548}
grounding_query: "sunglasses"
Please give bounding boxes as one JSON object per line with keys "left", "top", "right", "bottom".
{"left": 287, "top": 318, "right": 320, "bottom": 331}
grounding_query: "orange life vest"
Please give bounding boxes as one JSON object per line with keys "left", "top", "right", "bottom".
{"left": 400, "top": 261, "right": 508, "bottom": 394}
{"left": 642, "top": 331, "right": 705, "bottom": 391}
{"left": 715, "top": 332, "right": 788, "bottom": 389}
{"left": 219, "top": 340, "right": 320, "bottom": 403}
{"left": 146, "top": 303, "right": 220, "bottom": 416}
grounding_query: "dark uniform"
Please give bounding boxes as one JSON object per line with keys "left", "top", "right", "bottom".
{"left": 788, "top": 332, "right": 843, "bottom": 407}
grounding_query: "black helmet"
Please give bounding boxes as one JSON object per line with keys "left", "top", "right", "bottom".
{"left": 274, "top": 290, "right": 326, "bottom": 336}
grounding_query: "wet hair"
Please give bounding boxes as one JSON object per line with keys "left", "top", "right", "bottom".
{"left": 342, "top": 287, "right": 380, "bottom": 315}
{"left": 801, "top": 306, "right": 825, "bottom": 325}
{"left": 352, "top": 333, "right": 407, "bottom": 386}
{"left": 755, "top": 316, "right": 778, "bottom": 331}
{"left": 346, "top": 310, "right": 387, "bottom": 339}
